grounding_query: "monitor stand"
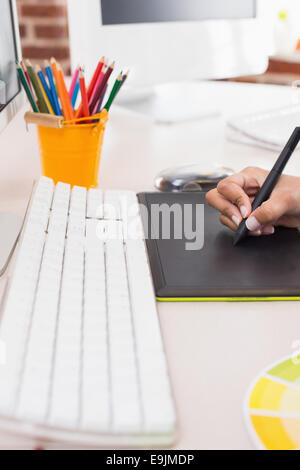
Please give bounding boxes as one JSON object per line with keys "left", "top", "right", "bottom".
{"left": 115, "top": 82, "right": 220, "bottom": 125}
{"left": 0, "top": 213, "right": 23, "bottom": 276}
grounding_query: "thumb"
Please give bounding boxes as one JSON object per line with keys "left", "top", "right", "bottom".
{"left": 246, "top": 193, "right": 291, "bottom": 231}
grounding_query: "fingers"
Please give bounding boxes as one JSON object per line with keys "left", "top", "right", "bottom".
{"left": 220, "top": 214, "right": 275, "bottom": 236}
{"left": 261, "top": 226, "right": 275, "bottom": 235}
{"left": 216, "top": 173, "right": 254, "bottom": 218}
{"left": 246, "top": 192, "right": 293, "bottom": 232}
{"left": 216, "top": 167, "right": 268, "bottom": 218}
{"left": 206, "top": 189, "right": 243, "bottom": 228}
{"left": 219, "top": 215, "right": 238, "bottom": 232}
{"left": 207, "top": 167, "right": 283, "bottom": 237}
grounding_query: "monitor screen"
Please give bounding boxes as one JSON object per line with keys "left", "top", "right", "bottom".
{"left": 100, "top": 0, "right": 256, "bottom": 25}
{"left": 0, "top": 0, "right": 20, "bottom": 111}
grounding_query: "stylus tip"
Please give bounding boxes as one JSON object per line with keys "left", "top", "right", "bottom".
{"left": 233, "top": 220, "right": 248, "bottom": 246}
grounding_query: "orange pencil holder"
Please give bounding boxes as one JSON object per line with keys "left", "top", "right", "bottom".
{"left": 25, "top": 110, "right": 109, "bottom": 189}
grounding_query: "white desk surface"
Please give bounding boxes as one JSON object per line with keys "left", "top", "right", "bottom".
{"left": 0, "top": 81, "right": 300, "bottom": 450}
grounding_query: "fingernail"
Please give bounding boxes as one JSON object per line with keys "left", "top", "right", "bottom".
{"left": 250, "top": 230, "right": 262, "bottom": 237}
{"left": 232, "top": 215, "right": 240, "bottom": 227}
{"left": 262, "top": 226, "right": 275, "bottom": 235}
{"left": 240, "top": 205, "right": 248, "bottom": 218}
{"left": 246, "top": 216, "right": 261, "bottom": 232}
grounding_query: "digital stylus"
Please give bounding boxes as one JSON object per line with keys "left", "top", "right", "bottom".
{"left": 233, "top": 126, "right": 300, "bottom": 246}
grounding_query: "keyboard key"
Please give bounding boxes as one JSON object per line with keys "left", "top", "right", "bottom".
{"left": 87, "top": 189, "right": 103, "bottom": 219}
{"left": 125, "top": 239, "right": 176, "bottom": 433}
{"left": 104, "top": 191, "right": 122, "bottom": 220}
{"left": 106, "top": 240, "right": 142, "bottom": 432}
{"left": 48, "top": 234, "right": 84, "bottom": 428}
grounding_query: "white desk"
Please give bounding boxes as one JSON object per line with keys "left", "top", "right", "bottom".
{"left": 0, "top": 81, "right": 300, "bottom": 449}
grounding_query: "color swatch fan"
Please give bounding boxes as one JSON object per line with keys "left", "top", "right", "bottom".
{"left": 245, "top": 356, "right": 300, "bottom": 450}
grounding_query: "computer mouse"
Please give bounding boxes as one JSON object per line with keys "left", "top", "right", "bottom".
{"left": 154, "top": 164, "right": 234, "bottom": 192}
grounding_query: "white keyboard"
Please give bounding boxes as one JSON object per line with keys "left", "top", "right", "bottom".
{"left": 0, "top": 177, "right": 176, "bottom": 447}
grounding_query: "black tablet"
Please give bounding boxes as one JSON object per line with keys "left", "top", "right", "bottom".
{"left": 138, "top": 192, "right": 300, "bottom": 301}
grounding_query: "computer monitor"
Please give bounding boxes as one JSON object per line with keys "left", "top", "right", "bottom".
{"left": 0, "top": 0, "right": 24, "bottom": 135}
{"left": 0, "top": 0, "right": 24, "bottom": 275}
{"left": 68, "top": 0, "right": 268, "bottom": 86}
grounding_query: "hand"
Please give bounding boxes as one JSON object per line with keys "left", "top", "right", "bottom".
{"left": 206, "top": 166, "right": 300, "bottom": 236}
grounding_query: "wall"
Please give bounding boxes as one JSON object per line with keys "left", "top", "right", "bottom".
{"left": 258, "top": 0, "right": 300, "bottom": 54}
{"left": 16, "top": 0, "right": 71, "bottom": 74}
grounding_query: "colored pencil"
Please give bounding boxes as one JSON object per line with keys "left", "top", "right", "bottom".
{"left": 89, "top": 61, "right": 115, "bottom": 114}
{"left": 50, "top": 58, "right": 73, "bottom": 120}
{"left": 79, "top": 69, "right": 90, "bottom": 118}
{"left": 103, "top": 72, "right": 123, "bottom": 112}
{"left": 36, "top": 65, "right": 55, "bottom": 115}
{"left": 51, "top": 58, "right": 66, "bottom": 118}
{"left": 121, "top": 69, "right": 130, "bottom": 87}
{"left": 94, "top": 84, "right": 108, "bottom": 115}
{"left": 88, "top": 64, "right": 107, "bottom": 109}
{"left": 59, "top": 66, "right": 75, "bottom": 120}
{"left": 50, "top": 57, "right": 60, "bottom": 88}
{"left": 76, "top": 57, "right": 105, "bottom": 118}
{"left": 20, "top": 60, "right": 33, "bottom": 92}
{"left": 115, "top": 69, "right": 130, "bottom": 98}
{"left": 71, "top": 76, "right": 80, "bottom": 108}
{"left": 25, "top": 60, "right": 49, "bottom": 113}
{"left": 36, "top": 72, "right": 53, "bottom": 115}
{"left": 16, "top": 62, "right": 39, "bottom": 113}
{"left": 87, "top": 57, "right": 105, "bottom": 100}
{"left": 69, "top": 65, "right": 79, "bottom": 99}
{"left": 44, "top": 60, "right": 61, "bottom": 116}
{"left": 57, "top": 65, "right": 75, "bottom": 121}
